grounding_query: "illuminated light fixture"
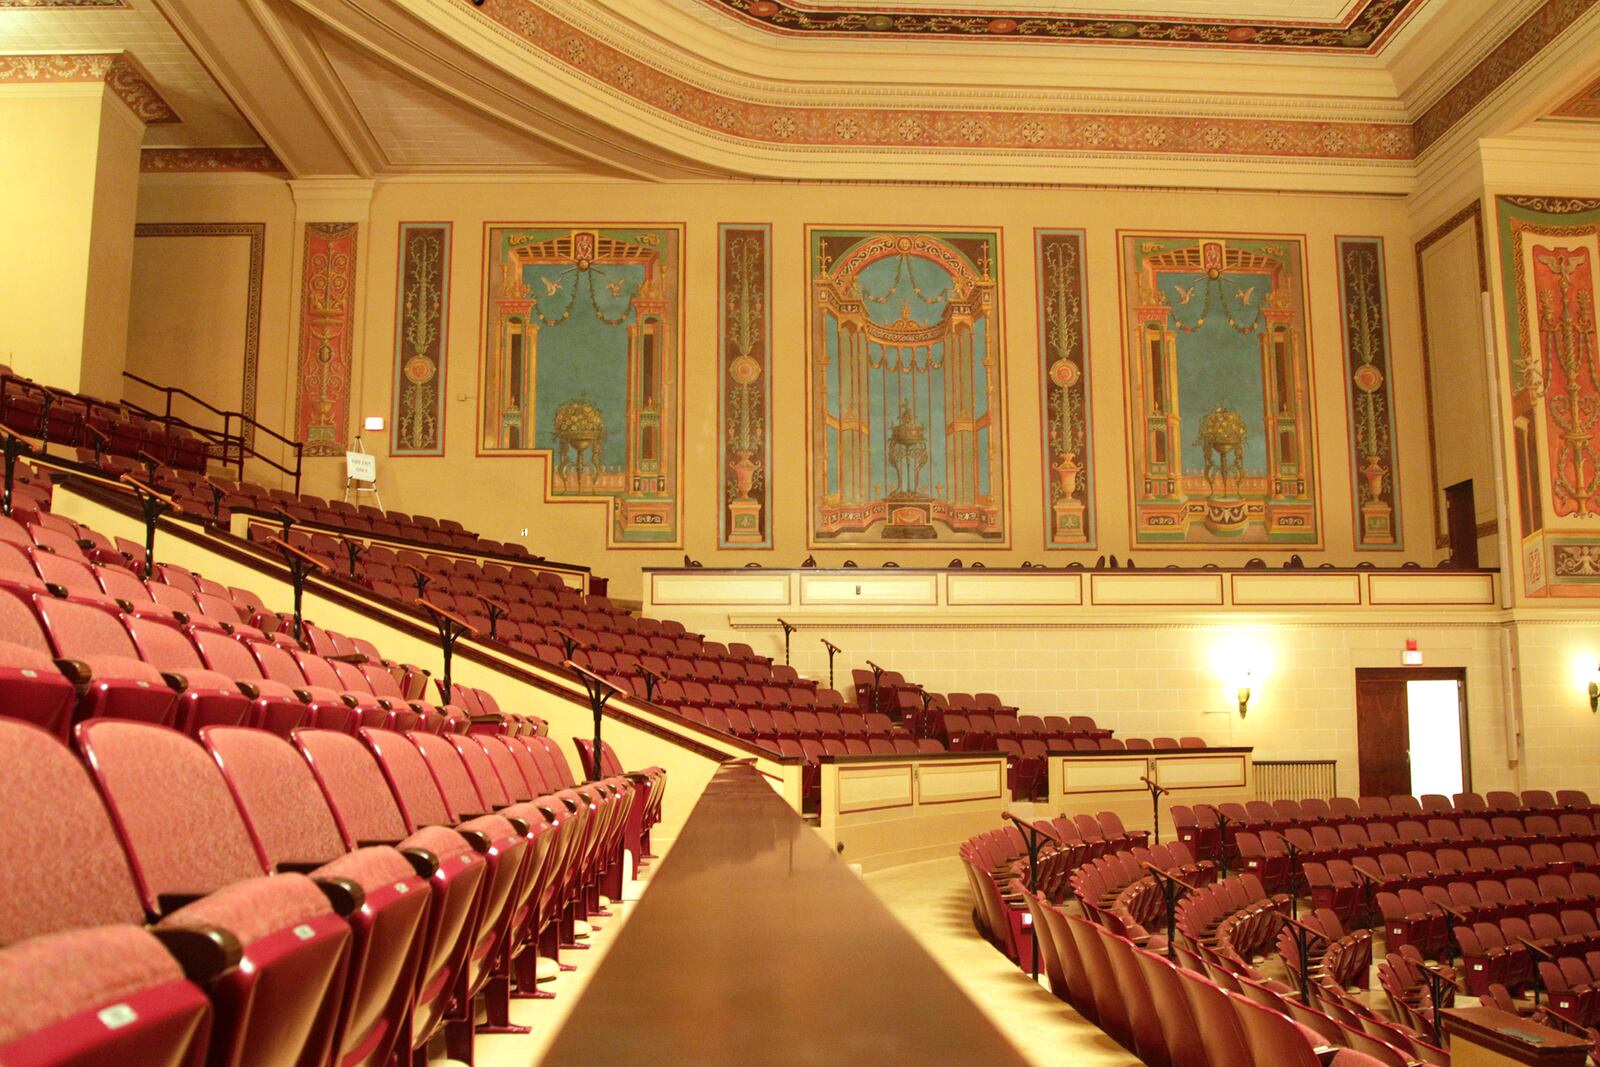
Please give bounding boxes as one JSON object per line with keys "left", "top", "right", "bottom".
{"left": 363, "top": 416, "right": 385, "bottom": 432}
{"left": 1237, "top": 670, "right": 1253, "bottom": 719}
{"left": 1590, "top": 664, "right": 1599, "bottom": 713}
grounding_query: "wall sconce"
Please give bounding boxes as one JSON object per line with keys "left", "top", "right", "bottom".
{"left": 1589, "top": 665, "right": 1599, "bottom": 713}
{"left": 1237, "top": 670, "right": 1253, "bottom": 719}
{"left": 363, "top": 416, "right": 385, "bottom": 432}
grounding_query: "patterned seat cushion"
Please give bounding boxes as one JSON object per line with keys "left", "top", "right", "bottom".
{"left": 159, "top": 872, "right": 330, "bottom": 947}
{"left": 0, "top": 925, "right": 183, "bottom": 1046}
{"left": 314, "top": 846, "right": 416, "bottom": 892}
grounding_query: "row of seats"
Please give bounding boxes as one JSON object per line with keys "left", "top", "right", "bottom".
{"left": 0, "top": 715, "right": 653, "bottom": 1067}
{"left": 1452, "top": 909, "right": 1600, "bottom": 995}
{"left": 1022, "top": 887, "right": 1425, "bottom": 1067}
{"left": 1177, "top": 793, "right": 1599, "bottom": 858}
{"left": 1, "top": 370, "right": 211, "bottom": 471}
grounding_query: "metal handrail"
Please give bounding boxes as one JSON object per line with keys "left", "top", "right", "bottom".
{"left": 121, "top": 371, "right": 303, "bottom": 492}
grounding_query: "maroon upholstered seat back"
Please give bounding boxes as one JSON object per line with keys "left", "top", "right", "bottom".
{"left": 76, "top": 719, "right": 267, "bottom": 910}
{"left": 203, "top": 725, "right": 346, "bottom": 868}
{"left": 0, "top": 719, "right": 147, "bottom": 939}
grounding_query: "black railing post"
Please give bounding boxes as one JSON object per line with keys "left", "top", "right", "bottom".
{"left": 1214, "top": 811, "right": 1231, "bottom": 877}
{"left": 1141, "top": 775, "right": 1169, "bottom": 845}
{"left": 1004, "top": 814, "right": 1055, "bottom": 983}
{"left": 1283, "top": 918, "right": 1317, "bottom": 1002}
{"left": 566, "top": 661, "right": 620, "bottom": 783}
{"left": 344, "top": 539, "right": 364, "bottom": 580}
{"left": 777, "top": 618, "right": 796, "bottom": 665}
{"left": 418, "top": 600, "right": 476, "bottom": 705}
{"left": 36, "top": 392, "right": 54, "bottom": 452}
{"left": 865, "top": 660, "right": 886, "bottom": 717}
{"left": 641, "top": 667, "right": 660, "bottom": 704}
{"left": 821, "top": 638, "right": 841, "bottom": 690}
{"left": 120, "top": 475, "right": 181, "bottom": 579}
{"left": 1285, "top": 841, "right": 1302, "bottom": 919}
{"left": 479, "top": 596, "right": 507, "bottom": 640}
{"left": 1142, "top": 864, "right": 1193, "bottom": 963}
{"left": 267, "top": 536, "right": 327, "bottom": 641}
{"left": 207, "top": 483, "right": 226, "bottom": 526}
{"left": 0, "top": 429, "right": 30, "bottom": 516}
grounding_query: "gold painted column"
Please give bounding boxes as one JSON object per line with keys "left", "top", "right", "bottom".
{"left": 0, "top": 54, "right": 165, "bottom": 399}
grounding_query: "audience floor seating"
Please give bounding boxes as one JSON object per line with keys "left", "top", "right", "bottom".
{"left": 0, "top": 482, "right": 664, "bottom": 1067}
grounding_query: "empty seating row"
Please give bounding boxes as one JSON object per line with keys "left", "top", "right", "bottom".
{"left": 1, "top": 371, "right": 211, "bottom": 471}
{"left": 0, "top": 714, "right": 647, "bottom": 1067}
{"left": 1022, "top": 888, "right": 1435, "bottom": 1067}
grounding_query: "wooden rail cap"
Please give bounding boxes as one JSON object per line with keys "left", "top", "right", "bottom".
{"left": 1441, "top": 1007, "right": 1590, "bottom": 1065}
{"left": 264, "top": 535, "right": 326, "bottom": 571}
{"left": 414, "top": 598, "right": 476, "bottom": 634}
{"left": 536, "top": 763, "right": 1032, "bottom": 1067}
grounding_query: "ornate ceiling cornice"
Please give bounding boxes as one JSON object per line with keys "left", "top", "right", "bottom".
{"left": 1550, "top": 71, "right": 1600, "bottom": 120}
{"left": 0, "top": 51, "right": 178, "bottom": 123}
{"left": 461, "top": 0, "right": 1413, "bottom": 162}
{"left": 700, "top": 0, "right": 1422, "bottom": 53}
{"left": 139, "top": 146, "right": 287, "bottom": 172}
{"left": 1411, "top": 0, "right": 1596, "bottom": 153}
{"left": 447, "top": 0, "right": 1596, "bottom": 170}
{"left": 0, "top": 1, "right": 126, "bottom": 8}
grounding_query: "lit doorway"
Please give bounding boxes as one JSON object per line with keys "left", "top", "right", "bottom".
{"left": 1354, "top": 668, "right": 1470, "bottom": 798}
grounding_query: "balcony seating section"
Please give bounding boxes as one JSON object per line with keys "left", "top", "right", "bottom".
{"left": 0, "top": 499, "right": 662, "bottom": 1067}
{"left": 0, "top": 370, "right": 211, "bottom": 472}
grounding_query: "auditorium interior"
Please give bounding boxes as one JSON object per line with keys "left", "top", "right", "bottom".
{"left": 6, "top": 0, "right": 1600, "bottom": 1065}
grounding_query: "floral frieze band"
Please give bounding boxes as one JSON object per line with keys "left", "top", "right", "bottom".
{"left": 719, "top": 224, "right": 772, "bottom": 547}
{"left": 296, "top": 222, "right": 359, "bottom": 457}
{"left": 392, "top": 223, "right": 451, "bottom": 456}
{"left": 1336, "top": 236, "right": 1402, "bottom": 549}
{"left": 1036, "top": 229, "right": 1095, "bottom": 547}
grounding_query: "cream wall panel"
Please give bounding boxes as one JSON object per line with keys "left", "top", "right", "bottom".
{"left": 917, "top": 760, "right": 1005, "bottom": 805}
{"left": 1059, "top": 756, "right": 1148, "bottom": 793}
{"left": 1154, "top": 754, "right": 1247, "bottom": 789}
{"left": 836, "top": 764, "right": 914, "bottom": 814}
{"left": 799, "top": 573, "right": 939, "bottom": 606}
{"left": 946, "top": 572, "right": 1083, "bottom": 606}
{"left": 1418, "top": 223, "right": 1496, "bottom": 564}
{"left": 1090, "top": 573, "right": 1224, "bottom": 606}
{"left": 650, "top": 572, "right": 791, "bottom": 606}
{"left": 1367, "top": 572, "right": 1496, "bottom": 605}
{"left": 1230, "top": 573, "right": 1362, "bottom": 606}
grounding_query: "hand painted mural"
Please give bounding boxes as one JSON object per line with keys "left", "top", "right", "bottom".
{"left": 1119, "top": 233, "right": 1319, "bottom": 546}
{"left": 392, "top": 222, "right": 449, "bottom": 456}
{"left": 805, "top": 228, "right": 1007, "bottom": 547}
{"left": 1336, "top": 236, "right": 1402, "bottom": 550}
{"left": 1036, "top": 229, "right": 1095, "bottom": 548}
{"left": 296, "top": 222, "right": 358, "bottom": 457}
{"left": 1497, "top": 195, "right": 1600, "bottom": 597}
{"left": 719, "top": 224, "right": 772, "bottom": 548}
{"left": 480, "top": 225, "right": 683, "bottom": 546}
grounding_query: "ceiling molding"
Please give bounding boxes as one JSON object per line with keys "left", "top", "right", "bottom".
{"left": 139, "top": 145, "right": 287, "bottom": 172}
{"left": 693, "top": 0, "right": 1425, "bottom": 53}
{"left": 0, "top": 51, "right": 178, "bottom": 122}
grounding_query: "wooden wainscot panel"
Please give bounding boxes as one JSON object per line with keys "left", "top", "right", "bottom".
{"left": 799, "top": 573, "right": 939, "bottom": 606}
{"left": 1153, "top": 753, "right": 1247, "bottom": 791}
{"left": 1057, "top": 755, "right": 1149, "bottom": 794}
{"left": 946, "top": 572, "right": 1083, "bottom": 607}
{"left": 1229, "top": 572, "right": 1362, "bottom": 607}
{"left": 916, "top": 759, "right": 1005, "bottom": 806}
{"left": 1366, "top": 572, "right": 1496, "bottom": 606}
{"left": 835, "top": 762, "right": 916, "bottom": 815}
{"left": 1089, "top": 573, "right": 1224, "bottom": 607}
{"left": 650, "top": 571, "right": 791, "bottom": 607}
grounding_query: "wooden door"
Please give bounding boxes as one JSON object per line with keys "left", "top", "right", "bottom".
{"left": 1355, "top": 667, "right": 1471, "bottom": 798}
{"left": 1445, "top": 480, "right": 1479, "bottom": 569}
{"left": 1355, "top": 673, "right": 1411, "bottom": 798}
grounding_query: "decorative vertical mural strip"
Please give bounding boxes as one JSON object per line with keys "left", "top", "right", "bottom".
{"left": 1036, "top": 229, "right": 1094, "bottom": 547}
{"left": 1336, "top": 236, "right": 1402, "bottom": 550}
{"left": 392, "top": 223, "right": 450, "bottom": 456}
{"left": 1497, "top": 195, "right": 1600, "bottom": 596}
{"left": 718, "top": 224, "right": 772, "bottom": 548}
{"left": 296, "top": 221, "right": 359, "bottom": 457}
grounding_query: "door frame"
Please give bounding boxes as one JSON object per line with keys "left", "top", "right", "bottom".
{"left": 1354, "top": 667, "right": 1472, "bottom": 794}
